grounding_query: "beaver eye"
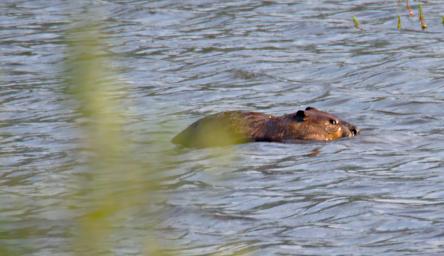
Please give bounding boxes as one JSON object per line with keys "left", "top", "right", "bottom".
{"left": 330, "top": 119, "right": 338, "bottom": 125}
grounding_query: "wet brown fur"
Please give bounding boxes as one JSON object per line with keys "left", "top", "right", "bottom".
{"left": 172, "top": 107, "right": 358, "bottom": 148}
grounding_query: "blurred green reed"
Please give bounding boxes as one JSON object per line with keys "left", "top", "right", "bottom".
{"left": 0, "top": 247, "right": 20, "bottom": 256}
{"left": 406, "top": 0, "right": 414, "bottom": 17}
{"left": 397, "top": 15, "right": 402, "bottom": 30}
{"left": 418, "top": 3, "right": 427, "bottom": 29}
{"left": 352, "top": 16, "right": 360, "bottom": 29}
{"left": 62, "top": 18, "right": 241, "bottom": 256}
{"left": 63, "top": 21, "right": 173, "bottom": 255}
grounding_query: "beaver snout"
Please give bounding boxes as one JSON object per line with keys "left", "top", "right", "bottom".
{"left": 350, "top": 127, "right": 359, "bottom": 136}
{"left": 345, "top": 125, "right": 359, "bottom": 137}
{"left": 340, "top": 121, "right": 359, "bottom": 138}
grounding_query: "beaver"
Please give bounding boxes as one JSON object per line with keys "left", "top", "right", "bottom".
{"left": 172, "top": 107, "right": 359, "bottom": 148}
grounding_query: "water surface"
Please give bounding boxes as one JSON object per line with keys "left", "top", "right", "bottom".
{"left": 1, "top": 0, "right": 444, "bottom": 255}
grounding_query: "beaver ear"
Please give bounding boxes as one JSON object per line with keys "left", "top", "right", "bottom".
{"left": 305, "top": 107, "right": 317, "bottom": 111}
{"left": 293, "top": 110, "right": 306, "bottom": 122}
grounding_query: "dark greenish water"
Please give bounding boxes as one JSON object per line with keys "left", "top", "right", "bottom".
{"left": 1, "top": 0, "right": 444, "bottom": 255}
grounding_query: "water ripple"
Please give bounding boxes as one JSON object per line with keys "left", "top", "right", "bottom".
{"left": 2, "top": 0, "right": 444, "bottom": 255}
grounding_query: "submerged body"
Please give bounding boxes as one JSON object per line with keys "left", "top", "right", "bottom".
{"left": 172, "top": 107, "right": 359, "bottom": 148}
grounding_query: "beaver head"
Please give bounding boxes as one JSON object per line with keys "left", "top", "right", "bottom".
{"left": 286, "top": 107, "right": 359, "bottom": 141}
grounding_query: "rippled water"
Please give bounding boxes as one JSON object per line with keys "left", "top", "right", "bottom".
{"left": 2, "top": 0, "right": 444, "bottom": 255}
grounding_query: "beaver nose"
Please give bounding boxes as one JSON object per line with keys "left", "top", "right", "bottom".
{"left": 350, "top": 127, "right": 359, "bottom": 136}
